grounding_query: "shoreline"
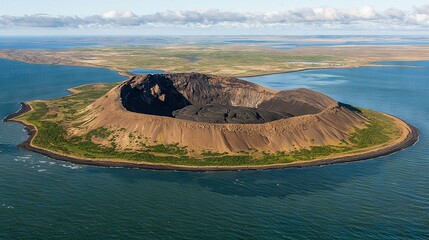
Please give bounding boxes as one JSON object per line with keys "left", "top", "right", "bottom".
{"left": 237, "top": 66, "right": 356, "bottom": 78}
{"left": 4, "top": 102, "right": 419, "bottom": 172}
{"left": 237, "top": 61, "right": 426, "bottom": 78}
{"left": 3, "top": 102, "right": 32, "bottom": 122}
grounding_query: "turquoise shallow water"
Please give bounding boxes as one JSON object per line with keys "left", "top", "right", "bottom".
{"left": 0, "top": 58, "right": 428, "bottom": 239}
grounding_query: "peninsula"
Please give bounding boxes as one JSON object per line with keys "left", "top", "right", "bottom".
{"left": 1, "top": 44, "right": 429, "bottom": 77}
{"left": 5, "top": 73, "right": 418, "bottom": 171}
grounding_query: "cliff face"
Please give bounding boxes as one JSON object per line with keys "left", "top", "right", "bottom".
{"left": 120, "top": 74, "right": 191, "bottom": 117}
{"left": 74, "top": 73, "right": 367, "bottom": 154}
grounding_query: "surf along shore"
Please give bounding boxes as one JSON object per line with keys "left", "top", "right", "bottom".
{"left": 4, "top": 98, "right": 419, "bottom": 172}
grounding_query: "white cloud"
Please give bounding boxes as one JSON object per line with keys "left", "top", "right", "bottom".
{"left": 383, "top": 8, "right": 405, "bottom": 19}
{"left": 357, "top": 6, "right": 377, "bottom": 19}
{"left": 414, "top": 5, "right": 429, "bottom": 14}
{"left": 0, "top": 6, "right": 428, "bottom": 30}
{"left": 102, "top": 10, "right": 137, "bottom": 19}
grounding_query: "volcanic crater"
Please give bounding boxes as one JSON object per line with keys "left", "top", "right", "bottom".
{"left": 9, "top": 72, "right": 418, "bottom": 170}
{"left": 120, "top": 73, "right": 332, "bottom": 124}
{"left": 77, "top": 73, "right": 370, "bottom": 154}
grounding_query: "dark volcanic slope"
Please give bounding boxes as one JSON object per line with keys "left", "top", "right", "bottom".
{"left": 259, "top": 89, "right": 335, "bottom": 116}
{"left": 120, "top": 73, "right": 337, "bottom": 124}
{"left": 120, "top": 75, "right": 191, "bottom": 117}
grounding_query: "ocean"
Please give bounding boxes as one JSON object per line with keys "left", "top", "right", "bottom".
{"left": 0, "top": 58, "right": 427, "bottom": 239}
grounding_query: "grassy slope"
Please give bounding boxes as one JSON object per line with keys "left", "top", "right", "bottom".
{"left": 15, "top": 83, "right": 404, "bottom": 167}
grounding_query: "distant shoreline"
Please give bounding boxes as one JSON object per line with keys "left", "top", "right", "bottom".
{"left": 237, "top": 66, "right": 349, "bottom": 78}
{"left": 2, "top": 44, "right": 429, "bottom": 79}
{"left": 5, "top": 102, "right": 419, "bottom": 172}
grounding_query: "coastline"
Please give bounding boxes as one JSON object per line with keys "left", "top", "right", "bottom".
{"left": 4, "top": 102, "right": 419, "bottom": 172}
{"left": 237, "top": 66, "right": 354, "bottom": 78}
{"left": 3, "top": 102, "right": 32, "bottom": 122}
{"left": 237, "top": 61, "right": 428, "bottom": 78}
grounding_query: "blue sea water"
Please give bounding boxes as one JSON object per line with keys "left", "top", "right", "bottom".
{"left": 0, "top": 37, "right": 100, "bottom": 50}
{"left": 129, "top": 68, "right": 164, "bottom": 75}
{"left": 2, "top": 36, "right": 428, "bottom": 50}
{"left": 0, "top": 58, "right": 428, "bottom": 239}
{"left": 270, "top": 41, "right": 429, "bottom": 50}
{"left": 0, "top": 36, "right": 180, "bottom": 50}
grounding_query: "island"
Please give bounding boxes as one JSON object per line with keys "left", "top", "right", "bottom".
{"left": 5, "top": 73, "right": 418, "bottom": 171}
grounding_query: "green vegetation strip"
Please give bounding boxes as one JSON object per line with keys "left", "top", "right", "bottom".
{"left": 15, "top": 83, "right": 403, "bottom": 167}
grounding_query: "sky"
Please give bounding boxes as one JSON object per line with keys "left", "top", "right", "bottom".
{"left": 1, "top": 0, "right": 429, "bottom": 35}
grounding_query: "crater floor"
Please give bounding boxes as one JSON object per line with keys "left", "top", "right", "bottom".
{"left": 173, "top": 104, "right": 290, "bottom": 124}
